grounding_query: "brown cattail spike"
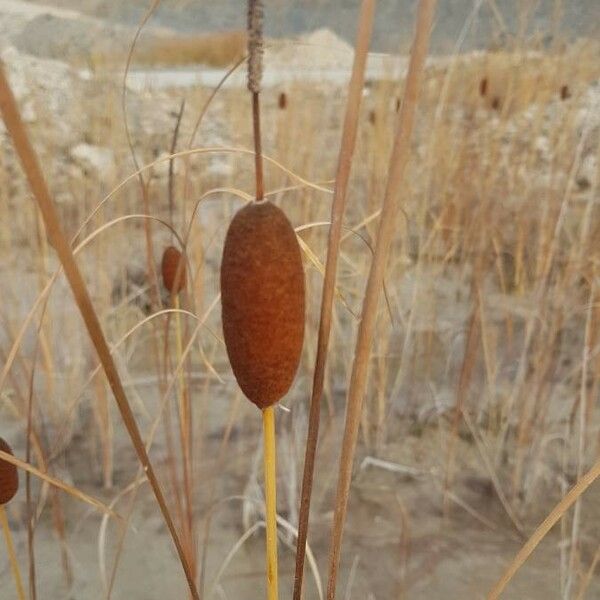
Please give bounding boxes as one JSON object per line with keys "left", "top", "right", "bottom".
{"left": 221, "top": 201, "right": 305, "bottom": 409}
{"left": 278, "top": 91, "right": 287, "bottom": 110}
{"left": 161, "top": 246, "right": 186, "bottom": 294}
{"left": 0, "top": 439, "right": 18, "bottom": 505}
{"left": 247, "top": 0, "right": 264, "bottom": 94}
{"left": 479, "top": 76, "right": 488, "bottom": 97}
{"left": 560, "top": 84, "right": 571, "bottom": 100}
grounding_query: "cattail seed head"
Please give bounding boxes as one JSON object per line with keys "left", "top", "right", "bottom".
{"left": 479, "top": 76, "right": 488, "bottom": 97}
{"left": 0, "top": 438, "right": 18, "bottom": 505}
{"left": 161, "top": 246, "right": 186, "bottom": 294}
{"left": 560, "top": 84, "right": 571, "bottom": 100}
{"left": 247, "top": 0, "right": 264, "bottom": 94}
{"left": 220, "top": 201, "right": 305, "bottom": 409}
{"left": 278, "top": 91, "right": 287, "bottom": 110}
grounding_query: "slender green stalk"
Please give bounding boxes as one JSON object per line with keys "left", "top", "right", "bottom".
{"left": 263, "top": 406, "right": 279, "bottom": 600}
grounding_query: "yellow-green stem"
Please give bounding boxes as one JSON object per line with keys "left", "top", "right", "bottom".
{"left": 174, "top": 296, "right": 189, "bottom": 449}
{"left": 262, "top": 405, "right": 278, "bottom": 600}
{"left": 173, "top": 295, "right": 195, "bottom": 582}
{"left": 1, "top": 505, "right": 26, "bottom": 600}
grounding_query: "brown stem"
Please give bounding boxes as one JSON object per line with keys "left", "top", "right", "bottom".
{"left": 169, "top": 99, "right": 186, "bottom": 232}
{"left": 325, "top": 2, "right": 436, "bottom": 598}
{"left": 0, "top": 61, "right": 200, "bottom": 600}
{"left": 252, "top": 91, "right": 264, "bottom": 201}
{"left": 292, "top": 2, "right": 377, "bottom": 598}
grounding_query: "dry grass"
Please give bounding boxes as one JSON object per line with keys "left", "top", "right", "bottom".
{"left": 0, "top": 4, "right": 600, "bottom": 598}
{"left": 129, "top": 31, "right": 247, "bottom": 68}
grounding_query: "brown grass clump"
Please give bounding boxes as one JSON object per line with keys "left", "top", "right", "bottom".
{"left": 161, "top": 246, "right": 186, "bottom": 293}
{"left": 220, "top": 200, "right": 305, "bottom": 409}
{"left": 137, "top": 31, "right": 247, "bottom": 67}
{"left": 0, "top": 438, "right": 18, "bottom": 505}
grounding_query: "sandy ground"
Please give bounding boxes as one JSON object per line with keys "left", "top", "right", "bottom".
{"left": 3, "top": 403, "right": 600, "bottom": 599}
{"left": 1, "top": 2, "right": 600, "bottom": 599}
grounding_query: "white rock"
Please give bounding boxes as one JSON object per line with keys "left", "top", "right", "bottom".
{"left": 70, "top": 143, "right": 116, "bottom": 181}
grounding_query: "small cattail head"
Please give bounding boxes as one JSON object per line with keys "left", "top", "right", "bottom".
{"left": 560, "top": 84, "right": 571, "bottom": 100}
{"left": 247, "top": 0, "right": 264, "bottom": 94}
{"left": 161, "top": 246, "right": 186, "bottom": 294}
{"left": 220, "top": 201, "right": 305, "bottom": 409}
{"left": 278, "top": 91, "right": 287, "bottom": 110}
{"left": 479, "top": 76, "right": 488, "bottom": 97}
{"left": 0, "top": 438, "right": 18, "bottom": 505}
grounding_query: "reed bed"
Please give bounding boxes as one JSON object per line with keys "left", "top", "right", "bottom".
{"left": 0, "top": 1, "right": 599, "bottom": 598}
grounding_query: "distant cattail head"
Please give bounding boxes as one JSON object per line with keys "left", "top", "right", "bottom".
{"left": 161, "top": 246, "right": 186, "bottom": 294}
{"left": 0, "top": 438, "right": 18, "bottom": 505}
{"left": 560, "top": 84, "right": 571, "bottom": 100}
{"left": 479, "top": 76, "right": 488, "bottom": 97}
{"left": 278, "top": 91, "right": 287, "bottom": 110}
{"left": 247, "top": 0, "right": 264, "bottom": 93}
{"left": 368, "top": 110, "right": 376, "bottom": 125}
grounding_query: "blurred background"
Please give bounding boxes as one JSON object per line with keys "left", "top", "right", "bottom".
{"left": 0, "top": 1, "right": 599, "bottom": 598}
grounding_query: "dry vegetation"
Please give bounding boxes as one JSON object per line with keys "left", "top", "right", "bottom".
{"left": 125, "top": 31, "right": 248, "bottom": 69}
{"left": 0, "top": 4, "right": 600, "bottom": 599}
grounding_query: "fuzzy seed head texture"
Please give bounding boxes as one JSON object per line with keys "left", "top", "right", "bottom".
{"left": 161, "top": 246, "right": 187, "bottom": 294}
{"left": 0, "top": 439, "right": 18, "bottom": 505}
{"left": 247, "top": 0, "right": 264, "bottom": 93}
{"left": 220, "top": 201, "right": 305, "bottom": 409}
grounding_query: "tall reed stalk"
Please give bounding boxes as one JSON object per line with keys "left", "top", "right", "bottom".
{"left": 0, "top": 61, "right": 200, "bottom": 600}
{"left": 488, "top": 452, "right": 600, "bottom": 598}
{"left": 325, "top": 2, "right": 436, "bottom": 597}
{"left": 292, "top": 1, "right": 377, "bottom": 598}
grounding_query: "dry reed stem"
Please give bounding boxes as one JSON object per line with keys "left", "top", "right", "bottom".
{"left": 122, "top": 0, "right": 162, "bottom": 312}
{"left": 169, "top": 99, "right": 186, "bottom": 228}
{"left": 292, "top": 1, "right": 377, "bottom": 597}
{"left": 25, "top": 309, "right": 50, "bottom": 600}
{"left": 172, "top": 292, "right": 196, "bottom": 579}
{"left": 0, "top": 62, "right": 200, "bottom": 600}
{"left": 103, "top": 299, "right": 220, "bottom": 598}
{"left": 443, "top": 283, "right": 481, "bottom": 517}
{"left": 325, "top": 2, "right": 436, "bottom": 597}
{"left": 0, "top": 450, "right": 120, "bottom": 519}
{"left": 252, "top": 92, "right": 265, "bottom": 201}
{"left": 488, "top": 452, "right": 600, "bottom": 598}
{"left": 565, "top": 288, "right": 594, "bottom": 597}
{"left": 0, "top": 504, "right": 26, "bottom": 600}
{"left": 182, "top": 55, "right": 247, "bottom": 200}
